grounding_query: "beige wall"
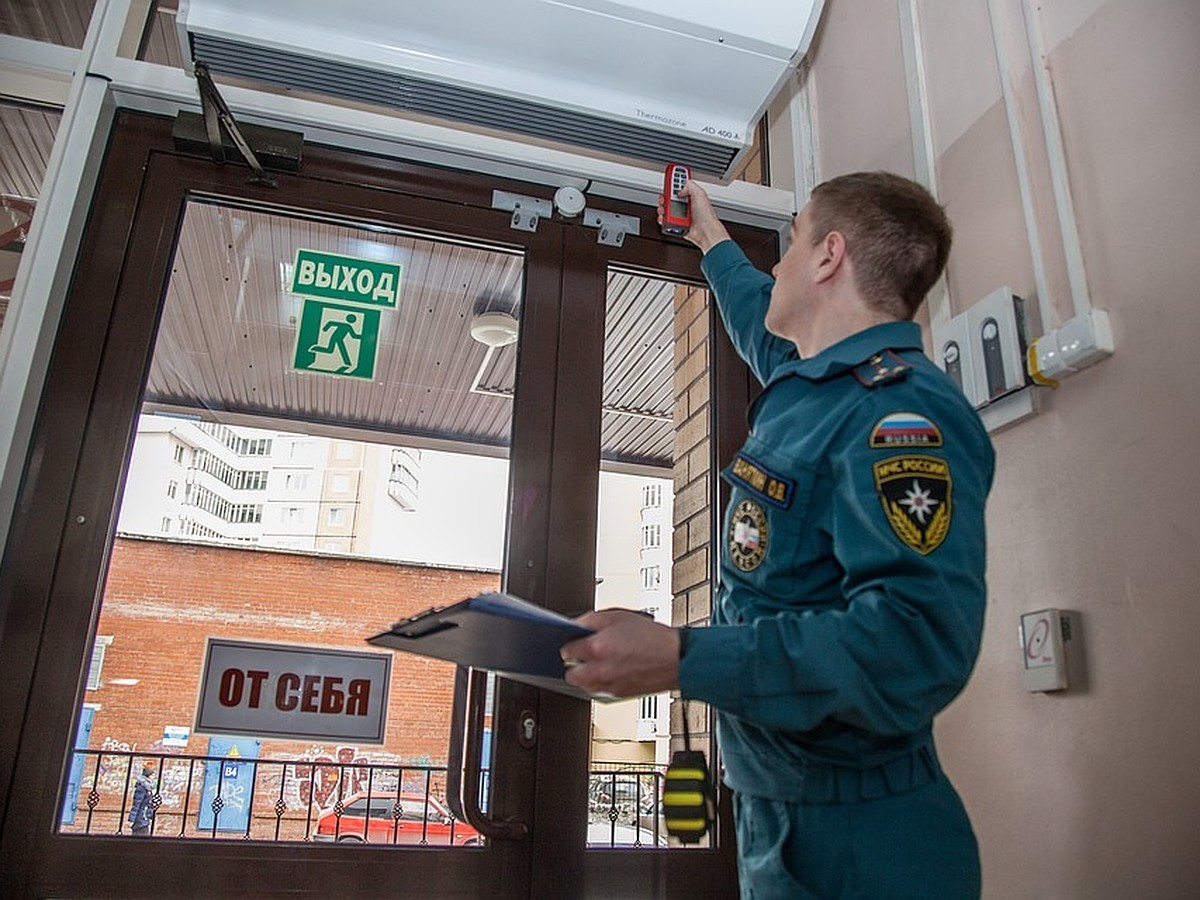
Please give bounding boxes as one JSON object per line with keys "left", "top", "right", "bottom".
{"left": 805, "top": 1, "right": 1200, "bottom": 896}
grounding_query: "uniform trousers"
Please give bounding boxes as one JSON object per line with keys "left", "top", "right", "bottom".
{"left": 734, "top": 772, "right": 980, "bottom": 900}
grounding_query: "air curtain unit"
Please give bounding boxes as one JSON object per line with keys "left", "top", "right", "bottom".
{"left": 176, "top": 0, "right": 826, "bottom": 179}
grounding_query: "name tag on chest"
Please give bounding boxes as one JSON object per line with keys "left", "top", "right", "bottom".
{"left": 729, "top": 452, "right": 795, "bottom": 509}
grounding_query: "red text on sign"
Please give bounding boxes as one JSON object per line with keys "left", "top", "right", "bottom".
{"left": 217, "top": 667, "right": 370, "bottom": 716}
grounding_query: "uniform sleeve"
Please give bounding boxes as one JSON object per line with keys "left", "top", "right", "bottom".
{"left": 700, "top": 240, "right": 797, "bottom": 385}
{"left": 680, "top": 394, "right": 995, "bottom": 737}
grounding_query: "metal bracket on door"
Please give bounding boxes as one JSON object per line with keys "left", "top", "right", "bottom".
{"left": 492, "top": 190, "right": 554, "bottom": 233}
{"left": 447, "top": 665, "right": 529, "bottom": 840}
{"left": 582, "top": 209, "right": 640, "bottom": 247}
{"left": 491, "top": 190, "right": 640, "bottom": 246}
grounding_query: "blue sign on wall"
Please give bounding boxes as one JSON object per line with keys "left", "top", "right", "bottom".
{"left": 60, "top": 706, "right": 95, "bottom": 826}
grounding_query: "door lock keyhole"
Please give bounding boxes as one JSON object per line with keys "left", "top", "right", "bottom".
{"left": 519, "top": 712, "right": 537, "bottom": 748}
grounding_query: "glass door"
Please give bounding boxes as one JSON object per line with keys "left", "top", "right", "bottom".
{"left": 0, "top": 116, "right": 565, "bottom": 898}
{"left": 61, "top": 196, "right": 522, "bottom": 846}
{"left": 0, "top": 111, "right": 778, "bottom": 898}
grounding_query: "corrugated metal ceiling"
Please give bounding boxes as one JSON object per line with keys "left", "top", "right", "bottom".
{"left": 146, "top": 201, "right": 677, "bottom": 471}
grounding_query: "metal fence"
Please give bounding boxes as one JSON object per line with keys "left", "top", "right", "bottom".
{"left": 59, "top": 750, "right": 670, "bottom": 848}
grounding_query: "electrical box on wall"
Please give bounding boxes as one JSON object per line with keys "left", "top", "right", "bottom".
{"left": 931, "top": 315, "right": 982, "bottom": 406}
{"left": 1020, "top": 608, "right": 1079, "bottom": 692}
{"left": 932, "top": 287, "right": 1030, "bottom": 410}
{"left": 966, "top": 287, "right": 1030, "bottom": 406}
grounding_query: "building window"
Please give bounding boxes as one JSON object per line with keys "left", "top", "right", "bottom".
{"left": 640, "top": 565, "right": 661, "bottom": 590}
{"left": 331, "top": 473, "right": 351, "bottom": 493}
{"left": 166, "top": 480, "right": 178, "bottom": 499}
{"left": 336, "top": 442, "right": 354, "bottom": 460}
{"left": 641, "top": 524, "right": 661, "bottom": 549}
{"left": 285, "top": 472, "right": 309, "bottom": 491}
{"left": 160, "top": 516, "right": 171, "bottom": 533}
{"left": 186, "top": 485, "right": 262, "bottom": 524}
{"left": 328, "top": 507, "right": 346, "bottom": 526}
{"left": 87, "top": 636, "right": 114, "bottom": 690}
{"left": 284, "top": 506, "right": 303, "bottom": 524}
{"left": 642, "top": 482, "right": 663, "bottom": 509}
{"left": 197, "top": 423, "right": 272, "bottom": 457}
{"left": 388, "top": 448, "right": 421, "bottom": 510}
{"left": 190, "top": 449, "right": 268, "bottom": 492}
{"left": 230, "top": 504, "right": 262, "bottom": 524}
{"left": 639, "top": 694, "right": 658, "bottom": 721}
{"left": 173, "top": 443, "right": 185, "bottom": 465}
{"left": 238, "top": 470, "right": 268, "bottom": 491}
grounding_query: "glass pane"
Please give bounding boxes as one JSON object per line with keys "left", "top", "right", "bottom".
{"left": 588, "top": 270, "right": 714, "bottom": 849}
{"left": 139, "top": 0, "right": 184, "bottom": 67}
{"left": 58, "top": 198, "right": 521, "bottom": 844}
{"left": 0, "top": 0, "right": 96, "bottom": 47}
{"left": 0, "top": 101, "right": 61, "bottom": 335}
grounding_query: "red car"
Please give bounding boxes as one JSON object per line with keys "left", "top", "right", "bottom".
{"left": 314, "top": 792, "right": 481, "bottom": 846}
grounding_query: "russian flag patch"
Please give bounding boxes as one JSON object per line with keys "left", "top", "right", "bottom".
{"left": 869, "top": 412, "right": 943, "bottom": 448}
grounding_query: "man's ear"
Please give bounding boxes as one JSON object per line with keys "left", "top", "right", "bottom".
{"left": 813, "top": 230, "right": 847, "bottom": 284}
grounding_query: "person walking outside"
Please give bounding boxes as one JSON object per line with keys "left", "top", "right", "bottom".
{"left": 128, "top": 761, "right": 156, "bottom": 836}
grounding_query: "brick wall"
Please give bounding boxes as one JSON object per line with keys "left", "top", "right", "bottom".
{"left": 670, "top": 282, "right": 714, "bottom": 755}
{"left": 87, "top": 535, "right": 500, "bottom": 766}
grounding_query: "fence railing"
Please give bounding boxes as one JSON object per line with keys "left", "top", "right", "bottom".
{"left": 59, "top": 750, "right": 671, "bottom": 848}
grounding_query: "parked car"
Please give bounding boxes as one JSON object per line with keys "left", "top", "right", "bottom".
{"left": 589, "top": 775, "right": 655, "bottom": 810}
{"left": 314, "top": 792, "right": 481, "bottom": 846}
{"left": 586, "top": 821, "right": 668, "bottom": 848}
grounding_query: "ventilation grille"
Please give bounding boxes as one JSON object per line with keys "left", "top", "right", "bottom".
{"left": 190, "top": 35, "right": 739, "bottom": 176}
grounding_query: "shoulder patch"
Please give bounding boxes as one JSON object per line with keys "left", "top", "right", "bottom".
{"left": 873, "top": 455, "right": 952, "bottom": 555}
{"left": 869, "top": 412, "right": 944, "bottom": 449}
{"left": 852, "top": 351, "right": 911, "bottom": 388}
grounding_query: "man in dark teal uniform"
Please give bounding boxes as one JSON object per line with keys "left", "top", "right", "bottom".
{"left": 563, "top": 172, "right": 994, "bottom": 899}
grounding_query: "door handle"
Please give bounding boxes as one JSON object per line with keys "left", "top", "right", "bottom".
{"left": 447, "top": 665, "right": 529, "bottom": 840}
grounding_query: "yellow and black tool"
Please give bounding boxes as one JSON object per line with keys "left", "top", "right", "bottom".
{"left": 662, "top": 702, "right": 714, "bottom": 843}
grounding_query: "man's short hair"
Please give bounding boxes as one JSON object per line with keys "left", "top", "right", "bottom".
{"left": 807, "top": 172, "right": 952, "bottom": 319}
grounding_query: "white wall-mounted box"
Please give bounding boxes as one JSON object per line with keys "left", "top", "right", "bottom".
{"left": 1020, "top": 608, "right": 1080, "bottom": 692}
{"left": 966, "top": 287, "right": 1029, "bottom": 406}
{"left": 931, "top": 314, "right": 982, "bottom": 406}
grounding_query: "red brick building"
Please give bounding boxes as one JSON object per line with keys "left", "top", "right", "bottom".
{"left": 73, "top": 535, "right": 500, "bottom": 836}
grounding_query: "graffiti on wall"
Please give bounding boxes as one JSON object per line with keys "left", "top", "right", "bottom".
{"left": 72, "top": 737, "right": 444, "bottom": 822}
{"left": 280, "top": 744, "right": 418, "bottom": 810}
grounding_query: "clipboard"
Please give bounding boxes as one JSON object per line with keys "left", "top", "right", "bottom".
{"left": 367, "top": 592, "right": 605, "bottom": 701}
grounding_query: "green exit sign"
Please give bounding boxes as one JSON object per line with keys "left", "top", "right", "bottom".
{"left": 290, "top": 249, "right": 402, "bottom": 308}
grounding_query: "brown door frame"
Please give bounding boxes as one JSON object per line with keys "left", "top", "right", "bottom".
{"left": 0, "top": 110, "right": 778, "bottom": 898}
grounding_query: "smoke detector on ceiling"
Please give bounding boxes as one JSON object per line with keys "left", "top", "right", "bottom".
{"left": 470, "top": 310, "right": 519, "bottom": 347}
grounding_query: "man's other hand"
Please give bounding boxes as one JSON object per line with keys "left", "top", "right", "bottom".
{"left": 560, "top": 609, "right": 681, "bottom": 698}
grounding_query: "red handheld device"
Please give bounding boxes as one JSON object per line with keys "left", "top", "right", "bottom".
{"left": 661, "top": 163, "right": 692, "bottom": 235}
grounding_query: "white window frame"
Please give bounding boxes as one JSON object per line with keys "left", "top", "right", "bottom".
{"left": 87, "top": 636, "right": 114, "bottom": 690}
{"left": 640, "top": 565, "right": 661, "bottom": 590}
{"left": 641, "top": 523, "right": 661, "bottom": 549}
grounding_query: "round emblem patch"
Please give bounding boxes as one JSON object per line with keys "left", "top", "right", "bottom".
{"left": 728, "top": 499, "right": 769, "bottom": 571}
